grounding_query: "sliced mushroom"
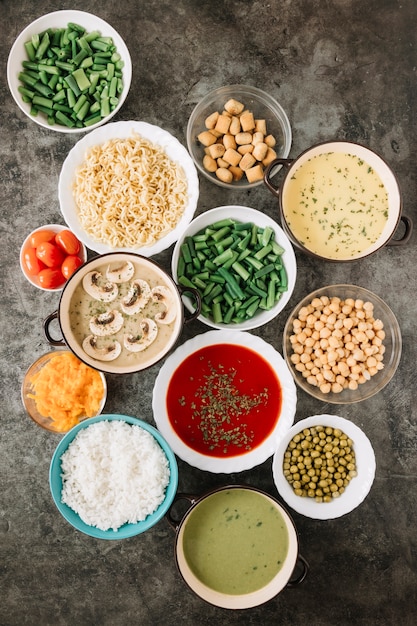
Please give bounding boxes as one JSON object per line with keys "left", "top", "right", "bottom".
{"left": 89, "top": 309, "right": 124, "bottom": 336}
{"left": 106, "top": 261, "right": 135, "bottom": 284}
{"left": 120, "top": 279, "right": 151, "bottom": 315}
{"left": 82, "top": 271, "right": 118, "bottom": 302}
{"left": 82, "top": 335, "right": 122, "bottom": 361}
{"left": 123, "top": 318, "right": 158, "bottom": 352}
{"left": 151, "top": 285, "right": 177, "bottom": 324}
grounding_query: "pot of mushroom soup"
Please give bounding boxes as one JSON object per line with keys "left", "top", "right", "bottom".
{"left": 43, "top": 252, "right": 201, "bottom": 374}
{"left": 264, "top": 140, "right": 413, "bottom": 262}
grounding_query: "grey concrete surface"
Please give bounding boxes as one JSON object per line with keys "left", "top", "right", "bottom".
{"left": 1, "top": 1, "right": 416, "bottom": 624}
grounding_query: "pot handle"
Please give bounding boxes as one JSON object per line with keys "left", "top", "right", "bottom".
{"left": 43, "top": 311, "right": 65, "bottom": 347}
{"left": 387, "top": 214, "right": 413, "bottom": 246}
{"left": 286, "top": 553, "right": 309, "bottom": 587}
{"left": 165, "top": 492, "right": 199, "bottom": 532}
{"left": 177, "top": 284, "right": 202, "bottom": 323}
{"left": 263, "top": 157, "right": 294, "bottom": 198}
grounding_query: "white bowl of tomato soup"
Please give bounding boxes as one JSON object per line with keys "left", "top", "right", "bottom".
{"left": 166, "top": 485, "right": 308, "bottom": 609}
{"left": 264, "top": 140, "right": 412, "bottom": 261}
{"left": 152, "top": 330, "right": 297, "bottom": 473}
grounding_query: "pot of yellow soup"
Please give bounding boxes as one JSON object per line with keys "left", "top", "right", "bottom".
{"left": 43, "top": 252, "right": 201, "bottom": 375}
{"left": 264, "top": 141, "right": 412, "bottom": 261}
{"left": 166, "top": 485, "right": 308, "bottom": 609}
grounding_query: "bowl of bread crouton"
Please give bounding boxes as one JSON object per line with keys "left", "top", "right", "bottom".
{"left": 186, "top": 85, "right": 292, "bottom": 189}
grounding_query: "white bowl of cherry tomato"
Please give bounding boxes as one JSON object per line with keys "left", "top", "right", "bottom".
{"left": 20, "top": 224, "right": 87, "bottom": 291}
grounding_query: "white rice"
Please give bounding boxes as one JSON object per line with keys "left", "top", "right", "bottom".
{"left": 60, "top": 420, "right": 170, "bottom": 532}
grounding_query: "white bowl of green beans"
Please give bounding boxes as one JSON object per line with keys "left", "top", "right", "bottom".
{"left": 7, "top": 10, "right": 132, "bottom": 133}
{"left": 171, "top": 205, "right": 297, "bottom": 330}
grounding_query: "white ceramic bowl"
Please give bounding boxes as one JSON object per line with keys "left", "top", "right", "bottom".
{"left": 187, "top": 84, "right": 292, "bottom": 189}
{"left": 7, "top": 10, "right": 132, "bottom": 133}
{"left": 49, "top": 414, "right": 178, "bottom": 538}
{"left": 171, "top": 205, "right": 297, "bottom": 330}
{"left": 20, "top": 223, "right": 87, "bottom": 291}
{"left": 272, "top": 414, "right": 376, "bottom": 519}
{"left": 59, "top": 121, "right": 199, "bottom": 255}
{"left": 152, "top": 330, "right": 297, "bottom": 473}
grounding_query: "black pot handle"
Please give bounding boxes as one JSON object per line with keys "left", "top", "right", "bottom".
{"left": 177, "top": 284, "right": 202, "bottom": 323}
{"left": 286, "top": 553, "right": 309, "bottom": 587}
{"left": 165, "top": 492, "right": 200, "bottom": 532}
{"left": 263, "top": 157, "right": 294, "bottom": 197}
{"left": 387, "top": 214, "right": 413, "bottom": 246}
{"left": 43, "top": 311, "right": 65, "bottom": 346}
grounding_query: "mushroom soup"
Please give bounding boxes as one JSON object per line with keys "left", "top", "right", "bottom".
{"left": 282, "top": 152, "right": 389, "bottom": 260}
{"left": 69, "top": 260, "right": 180, "bottom": 367}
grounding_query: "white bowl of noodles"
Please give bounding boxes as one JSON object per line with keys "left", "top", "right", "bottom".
{"left": 58, "top": 121, "right": 199, "bottom": 256}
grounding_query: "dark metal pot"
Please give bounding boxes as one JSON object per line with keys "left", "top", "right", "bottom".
{"left": 264, "top": 140, "right": 412, "bottom": 261}
{"left": 166, "top": 484, "right": 308, "bottom": 610}
{"left": 43, "top": 252, "right": 201, "bottom": 375}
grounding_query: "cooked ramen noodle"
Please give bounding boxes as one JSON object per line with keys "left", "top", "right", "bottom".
{"left": 73, "top": 133, "right": 188, "bottom": 249}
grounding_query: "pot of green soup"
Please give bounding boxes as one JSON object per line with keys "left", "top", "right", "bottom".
{"left": 166, "top": 484, "right": 308, "bottom": 609}
{"left": 264, "top": 140, "right": 412, "bottom": 262}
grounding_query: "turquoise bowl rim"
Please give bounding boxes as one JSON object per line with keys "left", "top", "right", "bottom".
{"left": 49, "top": 414, "right": 178, "bottom": 540}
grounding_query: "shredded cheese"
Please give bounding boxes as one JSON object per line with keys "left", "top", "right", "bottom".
{"left": 28, "top": 352, "right": 104, "bottom": 432}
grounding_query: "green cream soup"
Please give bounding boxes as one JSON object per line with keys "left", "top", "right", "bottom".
{"left": 182, "top": 489, "right": 289, "bottom": 595}
{"left": 283, "top": 152, "right": 389, "bottom": 260}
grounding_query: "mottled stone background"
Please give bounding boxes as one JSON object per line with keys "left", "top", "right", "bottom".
{"left": 1, "top": 1, "right": 416, "bottom": 624}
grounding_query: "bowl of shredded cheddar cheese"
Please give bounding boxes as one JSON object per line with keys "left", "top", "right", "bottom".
{"left": 22, "top": 350, "right": 107, "bottom": 433}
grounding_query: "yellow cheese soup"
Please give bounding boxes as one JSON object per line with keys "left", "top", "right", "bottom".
{"left": 182, "top": 489, "right": 289, "bottom": 595}
{"left": 282, "top": 152, "right": 389, "bottom": 260}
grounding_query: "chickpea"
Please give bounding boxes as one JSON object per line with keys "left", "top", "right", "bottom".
{"left": 289, "top": 295, "right": 385, "bottom": 395}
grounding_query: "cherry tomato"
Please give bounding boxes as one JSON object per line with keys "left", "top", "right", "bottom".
{"left": 36, "top": 241, "right": 65, "bottom": 268}
{"left": 61, "top": 255, "right": 83, "bottom": 279}
{"left": 30, "top": 229, "right": 56, "bottom": 248}
{"left": 23, "top": 247, "right": 46, "bottom": 276}
{"left": 55, "top": 230, "right": 81, "bottom": 255}
{"left": 38, "top": 268, "right": 65, "bottom": 289}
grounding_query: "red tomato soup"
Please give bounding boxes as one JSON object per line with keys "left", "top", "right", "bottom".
{"left": 166, "top": 344, "right": 282, "bottom": 457}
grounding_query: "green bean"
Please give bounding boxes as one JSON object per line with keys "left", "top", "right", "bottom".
{"left": 213, "top": 248, "right": 234, "bottom": 266}
{"left": 32, "top": 95, "right": 53, "bottom": 109}
{"left": 17, "top": 22, "right": 124, "bottom": 128}
{"left": 231, "top": 261, "right": 250, "bottom": 282}
{"left": 176, "top": 218, "right": 288, "bottom": 324}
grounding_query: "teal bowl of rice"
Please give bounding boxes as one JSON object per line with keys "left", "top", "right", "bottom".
{"left": 49, "top": 414, "right": 178, "bottom": 539}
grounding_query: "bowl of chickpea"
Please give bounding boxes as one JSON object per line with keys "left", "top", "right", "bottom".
{"left": 282, "top": 284, "right": 402, "bottom": 404}
{"left": 272, "top": 414, "right": 376, "bottom": 519}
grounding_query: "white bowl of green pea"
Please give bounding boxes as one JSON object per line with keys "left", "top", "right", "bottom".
{"left": 171, "top": 205, "right": 297, "bottom": 330}
{"left": 7, "top": 10, "right": 132, "bottom": 133}
{"left": 272, "top": 414, "right": 376, "bottom": 520}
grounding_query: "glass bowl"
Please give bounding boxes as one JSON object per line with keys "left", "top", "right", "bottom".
{"left": 22, "top": 350, "right": 107, "bottom": 433}
{"left": 282, "top": 284, "right": 402, "bottom": 404}
{"left": 186, "top": 85, "right": 291, "bottom": 189}
{"left": 7, "top": 10, "right": 132, "bottom": 133}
